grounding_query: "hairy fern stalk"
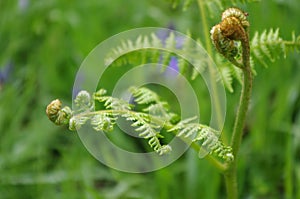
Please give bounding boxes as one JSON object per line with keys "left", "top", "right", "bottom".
{"left": 46, "top": 86, "right": 233, "bottom": 161}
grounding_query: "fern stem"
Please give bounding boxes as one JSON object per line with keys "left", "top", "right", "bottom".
{"left": 225, "top": 30, "right": 253, "bottom": 199}
{"left": 283, "top": 40, "right": 300, "bottom": 48}
{"left": 224, "top": 164, "right": 238, "bottom": 199}
{"left": 224, "top": 64, "right": 252, "bottom": 199}
{"left": 231, "top": 30, "right": 252, "bottom": 154}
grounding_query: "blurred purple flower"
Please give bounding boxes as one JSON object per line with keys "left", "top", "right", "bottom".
{"left": 156, "top": 24, "right": 184, "bottom": 76}
{"left": 168, "top": 56, "right": 179, "bottom": 72}
{"left": 18, "top": 0, "right": 29, "bottom": 12}
{"left": 0, "top": 62, "right": 13, "bottom": 89}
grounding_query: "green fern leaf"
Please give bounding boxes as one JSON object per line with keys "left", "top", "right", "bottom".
{"left": 90, "top": 114, "right": 116, "bottom": 132}
{"left": 218, "top": 66, "right": 234, "bottom": 93}
{"left": 94, "top": 89, "right": 131, "bottom": 110}
{"left": 251, "top": 28, "right": 300, "bottom": 67}
{"left": 168, "top": 116, "right": 233, "bottom": 161}
{"left": 121, "top": 112, "right": 170, "bottom": 155}
{"left": 74, "top": 90, "right": 94, "bottom": 112}
{"left": 129, "top": 86, "right": 161, "bottom": 105}
{"left": 69, "top": 116, "right": 89, "bottom": 131}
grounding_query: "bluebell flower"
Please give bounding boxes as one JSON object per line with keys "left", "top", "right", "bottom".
{"left": 168, "top": 56, "right": 179, "bottom": 74}
{"left": 156, "top": 24, "right": 185, "bottom": 76}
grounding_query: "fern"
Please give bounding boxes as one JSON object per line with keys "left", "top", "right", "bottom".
{"left": 129, "top": 86, "right": 161, "bottom": 104}
{"left": 214, "top": 54, "right": 243, "bottom": 93}
{"left": 47, "top": 86, "right": 232, "bottom": 160}
{"left": 121, "top": 111, "right": 170, "bottom": 155}
{"left": 59, "top": 87, "right": 174, "bottom": 155}
{"left": 214, "top": 29, "right": 300, "bottom": 92}
{"left": 251, "top": 28, "right": 300, "bottom": 67}
{"left": 168, "top": 117, "right": 233, "bottom": 161}
{"left": 105, "top": 31, "right": 210, "bottom": 87}
{"left": 94, "top": 89, "right": 132, "bottom": 111}
{"left": 90, "top": 113, "right": 116, "bottom": 132}
{"left": 105, "top": 32, "right": 180, "bottom": 69}
{"left": 74, "top": 90, "right": 94, "bottom": 112}
{"left": 129, "top": 86, "right": 176, "bottom": 125}
{"left": 105, "top": 28, "right": 300, "bottom": 94}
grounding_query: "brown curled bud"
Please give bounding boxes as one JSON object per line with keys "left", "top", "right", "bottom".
{"left": 210, "top": 24, "right": 238, "bottom": 58}
{"left": 46, "top": 99, "right": 62, "bottom": 123}
{"left": 46, "top": 99, "right": 72, "bottom": 125}
{"left": 219, "top": 17, "right": 245, "bottom": 41}
{"left": 221, "top": 7, "right": 249, "bottom": 29}
{"left": 210, "top": 7, "right": 250, "bottom": 68}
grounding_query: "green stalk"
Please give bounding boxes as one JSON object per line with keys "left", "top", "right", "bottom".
{"left": 224, "top": 67, "right": 252, "bottom": 199}
{"left": 195, "top": 3, "right": 254, "bottom": 198}
{"left": 224, "top": 33, "right": 253, "bottom": 199}
{"left": 231, "top": 34, "right": 252, "bottom": 156}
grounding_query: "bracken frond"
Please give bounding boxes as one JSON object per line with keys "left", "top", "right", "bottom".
{"left": 104, "top": 33, "right": 164, "bottom": 67}
{"left": 71, "top": 87, "right": 173, "bottom": 155}
{"left": 129, "top": 86, "right": 175, "bottom": 122}
{"left": 90, "top": 113, "right": 116, "bottom": 132}
{"left": 74, "top": 90, "right": 94, "bottom": 112}
{"left": 121, "top": 112, "right": 170, "bottom": 155}
{"left": 106, "top": 30, "right": 243, "bottom": 93}
{"left": 213, "top": 28, "right": 300, "bottom": 92}
{"left": 214, "top": 54, "right": 243, "bottom": 93}
{"left": 129, "top": 86, "right": 161, "bottom": 105}
{"left": 168, "top": 117, "right": 233, "bottom": 161}
{"left": 251, "top": 28, "right": 300, "bottom": 67}
{"left": 47, "top": 87, "right": 233, "bottom": 159}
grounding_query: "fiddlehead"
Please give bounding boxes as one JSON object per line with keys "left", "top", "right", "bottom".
{"left": 46, "top": 99, "right": 72, "bottom": 126}
{"left": 210, "top": 7, "right": 249, "bottom": 69}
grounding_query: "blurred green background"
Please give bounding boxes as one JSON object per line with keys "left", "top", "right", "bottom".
{"left": 0, "top": 0, "right": 299, "bottom": 198}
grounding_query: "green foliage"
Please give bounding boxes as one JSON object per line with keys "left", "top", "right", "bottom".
{"left": 251, "top": 28, "right": 300, "bottom": 67}
{"left": 2, "top": 0, "right": 300, "bottom": 198}
{"left": 213, "top": 28, "right": 300, "bottom": 92}
{"left": 106, "top": 28, "right": 300, "bottom": 94}
{"left": 68, "top": 87, "right": 174, "bottom": 155}
{"left": 48, "top": 86, "right": 233, "bottom": 159}
{"left": 105, "top": 31, "right": 209, "bottom": 81}
{"left": 168, "top": 117, "right": 234, "bottom": 161}
{"left": 105, "top": 32, "right": 173, "bottom": 68}
{"left": 216, "top": 57, "right": 240, "bottom": 93}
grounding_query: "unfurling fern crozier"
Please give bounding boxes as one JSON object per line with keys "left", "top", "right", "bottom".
{"left": 210, "top": 7, "right": 249, "bottom": 68}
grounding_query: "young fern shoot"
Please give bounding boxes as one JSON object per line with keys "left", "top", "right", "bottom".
{"left": 46, "top": 86, "right": 233, "bottom": 161}
{"left": 211, "top": 7, "right": 253, "bottom": 199}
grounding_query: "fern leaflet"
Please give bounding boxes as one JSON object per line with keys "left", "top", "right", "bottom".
{"left": 168, "top": 117, "right": 233, "bottom": 161}
{"left": 251, "top": 28, "right": 300, "bottom": 67}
